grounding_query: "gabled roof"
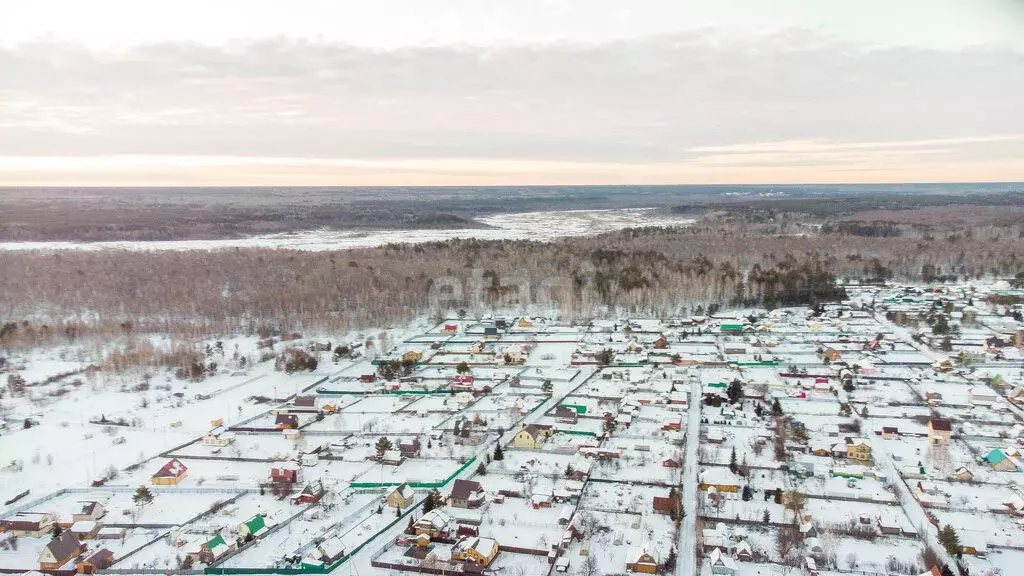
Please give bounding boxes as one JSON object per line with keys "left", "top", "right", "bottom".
{"left": 243, "top": 514, "right": 267, "bottom": 535}
{"left": 450, "top": 479, "right": 483, "bottom": 500}
{"left": 153, "top": 458, "right": 188, "bottom": 478}
{"left": 42, "top": 531, "right": 80, "bottom": 564}
{"left": 929, "top": 418, "right": 952, "bottom": 432}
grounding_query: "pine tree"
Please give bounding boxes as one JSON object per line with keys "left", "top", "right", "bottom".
{"left": 476, "top": 462, "right": 487, "bottom": 476}
{"left": 940, "top": 565, "right": 954, "bottom": 576}
{"left": 742, "top": 485, "right": 752, "bottom": 501}
{"left": 772, "top": 399, "right": 782, "bottom": 416}
{"left": 938, "top": 524, "right": 960, "bottom": 556}
{"left": 406, "top": 515, "right": 416, "bottom": 535}
{"left": 763, "top": 509, "right": 770, "bottom": 523}
{"left": 133, "top": 485, "right": 154, "bottom": 506}
{"left": 493, "top": 444, "right": 504, "bottom": 461}
{"left": 729, "top": 447, "right": 738, "bottom": 474}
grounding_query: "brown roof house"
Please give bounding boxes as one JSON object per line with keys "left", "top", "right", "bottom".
{"left": 449, "top": 479, "right": 485, "bottom": 509}
{"left": 399, "top": 437, "right": 422, "bottom": 458}
{"left": 39, "top": 531, "right": 84, "bottom": 571}
{"left": 73, "top": 501, "right": 106, "bottom": 523}
{"left": 928, "top": 419, "right": 952, "bottom": 445}
{"left": 76, "top": 548, "right": 114, "bottom": 574}
{"left": 1, "top": 512, "right": 56, "bottom": 537}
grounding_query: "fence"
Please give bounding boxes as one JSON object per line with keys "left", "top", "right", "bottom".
{"left": 349, "top": 456, "right": 478, "bottom": 489}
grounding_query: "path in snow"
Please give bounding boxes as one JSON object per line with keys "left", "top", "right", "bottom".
{"left": 678, "top": 377, "right": 702, "bottom": 576}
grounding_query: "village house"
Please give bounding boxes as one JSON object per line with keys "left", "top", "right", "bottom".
{"left": 275, "top": 414, "right": 299, "bottom": 429}
{"left": 927, "top": 419, "right": 952, "bottom": 445}
{"left": 151, "top": 458, "right": 189, "bottom": 485}
{"left": 203, "top": 426, "right": 236, "bottom": 447}
{"left": 387, "top": 483, "right": 415, "bottom": 509}
{"left": 652, "top": 491, "right": 681, "bottom": 516}
{"left": 954, "top": 466, "right": 974, "bottom": 482}
{"left": 698, "top": 468, "right": 741, "bottom": 495}
{"left": 398, "top": 437, "right": 422, "bottom": 458}
{"left": 968, "top": 387, "right": 999, "bottom": 406}
{"left": 75, "top": 548, "right": 114, "bottom": 574}
{"left": 513, "top": 424, "right": 553, "bottom": 449}
{"left": 38, "top": 531, "right": 83, "bottom": 571}
{"left": 1, "top": 512, "right": 56, "bottom": 537}
{"left": 449, "top": 479, "right": 485, "bottom": 509}
{"left": 294, "top": 395, "right": 317, "bottom": 408}
{"left": 625, "top": 544, "right": 659, "bottom": 573}
{"left": 72, "top": 501, "right": 105, "bottom": 523}
{"left": 69, "top": 520, "right": 100, "bottom": 540}
{"left": 292, "top": 481, "right": 325, "bottom": 505}
{"left": 983, "top": 448, "right": 1022, "bottom": 472}
{"left": 708, "top": 547, "right": 738, "bottom": 575}
{"left": 843, "top": 438, "right": 872, "bottom": 462}
{"left": 451, "top": 536, "right": 499, "bottom": 566}
{"left": 554, "top": 406, "right": 579, "bottom": 424}
{"left": 237, "top": 514, "right": 270, "bottom": 539}
{"left": 412, "top": 508, "right": 452, "bottom": 537}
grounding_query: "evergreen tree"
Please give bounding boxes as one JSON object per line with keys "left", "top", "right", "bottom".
{"left": 727, "top": 379, "right": 744, "bottom": 404}
{"left": 742, "top": 485, "right": 752, "bottom": 501}
{"left": 729, "top": 447, "right": 738, "bottom": 474}
{"left": 406, "top": 515, "right": 416, "bottom": 535}
{"left": 133, "top": 485, "right": 154, "bottom": 506}
{"left": 940, "top": 565, "right": 955, "bottom": 576}
{"left": 763, "top": 509, "right": 770, "bottom": 523}
{"left": 772, "top": 399, "right": 783, "bottom": 416}
{"left": 938, "top": 524, "right": 960, "bottom": 556}
{"left": 493, "top": 444, "right": 504, "bottom": 461}
{"left": 475, "top": 462, "right": 487, "bottom": 476}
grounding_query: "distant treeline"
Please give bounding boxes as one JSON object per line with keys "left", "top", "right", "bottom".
{"left": 1, "top": 185, "right": 1019, "bottom": 241}
{"left": 2, "top": 207, "right": 1022, "bottom": 344}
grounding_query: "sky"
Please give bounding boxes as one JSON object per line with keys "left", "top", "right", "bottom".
{"left": 2, "top": 0, "right": 1024, "bottom": 186}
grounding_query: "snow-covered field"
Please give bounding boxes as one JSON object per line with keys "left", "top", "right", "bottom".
{"left": 0, "top": 208, "right": 694, "bottom": 252}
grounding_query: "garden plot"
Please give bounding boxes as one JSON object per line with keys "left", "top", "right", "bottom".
{"left": 802, "top": 498, "right": 914, "bottom": 533}
{"left": 794, "top": 474, "right": 895, "bottom": 503}
{"left": 556, "top": 396, "right": 618, "bottom": 417}
{"left": 576, "top": 377, "right": 634, "bottom": 399}
{"left": 887, "top": 437, "right": 976, "bottom": 477}
{"left": 243, "top": 411, "right": 318, "bottom": 429}
{"left": 170, "top": 432, "right": 299, "bottom": 460}
{"left": 496, "top": 450, "right": 574, "bottom": 478}
{"left": 350, "top": 458, "right": 462, "bottom": 485}
{"left": 399, "top": 394, "right": 459, "bottom": 413}
{"left": 776, "top": 398, "right": 841, "bottom": 416}
{"left": 923, "top": 479, "right": 1018, "bottom": 512}
{"left": 580, "top": 482, "right": 676, "bottom": 514}
{"left": 221, "top": 492, "right": 381, "bottom": 569}
{"left": 129, "top": 458, "right": 273, "bottom": 487}
{"left": 848, "top": 381, "right": 920, "bottom": 404}
{"left": 101, "top": 489, "right": 243, "bottom": 525}
{"left": 574, "top": 510, "right": 676, "bottom": 573}
{"left": 986, "top": 547, "right": 1024, "bottom": 575}
{"left": 699, "top": 491, "right": 786, "bottom": 523}
{"left": 469, "top": 393, "right": 545, "bottom": 413}
{"left": 590, "top": 453, "right": 680, "bottom": 484}
{"left": 931, "top": 509, "right": 1024, "bottom": 547}
{"left": 824, "top": 535, "right": 927, "bottom": 574}
{"left": 478, "top": 498, "right": 567, "bottom": 552}
{"left": 698, "top": 427, "right": 777, "bottom": 468}
{"left": 538, "top": 431, "right": 599, "bottom": 453}
{"left": 339, "top": 394, "right": 414, "bottom": 413}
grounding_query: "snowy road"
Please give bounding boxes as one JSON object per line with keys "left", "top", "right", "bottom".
{"left": 677, "top": 377, "right": 702, "bottom": 576}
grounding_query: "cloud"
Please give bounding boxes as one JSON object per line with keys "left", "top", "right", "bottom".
{"left": 0, "top": 31, "right": 1022, "bottom": 183}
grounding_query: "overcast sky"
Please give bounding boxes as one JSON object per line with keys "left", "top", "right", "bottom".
{"left": 2, "top": 0, "right": 1023, "bottom": 185}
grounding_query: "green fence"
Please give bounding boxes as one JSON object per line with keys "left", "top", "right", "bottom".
{"left": 349, "top": 456, "right": 478, "bottom": 489}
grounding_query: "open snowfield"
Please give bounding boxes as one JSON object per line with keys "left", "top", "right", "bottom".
{"left": 0, "top": 208, "right": 695, "bottom": 252}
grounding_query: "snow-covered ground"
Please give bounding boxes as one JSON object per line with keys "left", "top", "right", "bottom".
{"left": 0, "top": 208, "right": 694, "bottom": 252}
